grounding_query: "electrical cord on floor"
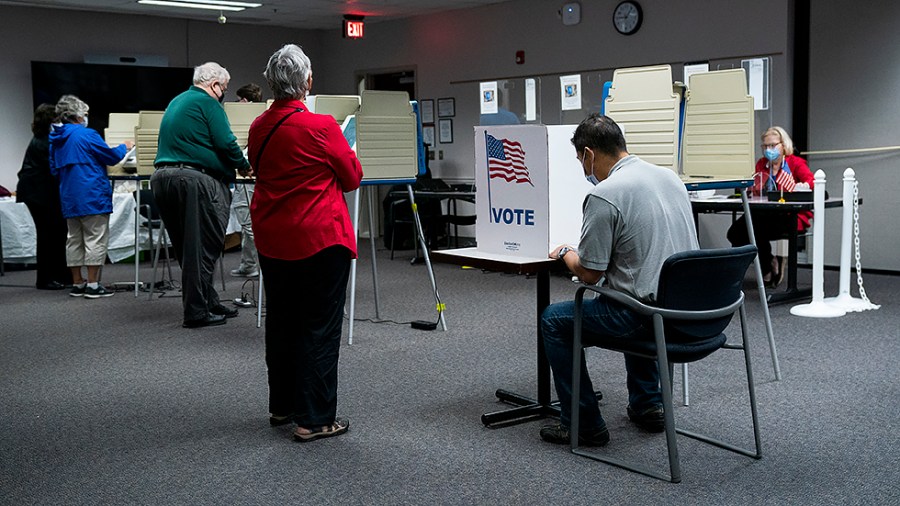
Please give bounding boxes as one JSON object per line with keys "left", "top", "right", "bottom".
{"left": 233, "top": 278, "right": 257, "bottom": 308}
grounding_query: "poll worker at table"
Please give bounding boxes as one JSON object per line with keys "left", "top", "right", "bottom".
{"left": 16, "top": 103, "right": 71, "bottom": 290}
{"left": 229, "top": 83, "right": 264, "bottom": 279}
{"left": 540, "top": 114, "right": 699, "bottom": 446}
{"left": 151, "top": 62, "right": 251, "bottom": 328}
{"left": 249, "top": 44, "right": 362, "bottom": 442}
{"left": 727, "top": 126, "right": 814, "bottom": 288}
{"left": 50, "top": 95, "right": 132, "bottom": 299}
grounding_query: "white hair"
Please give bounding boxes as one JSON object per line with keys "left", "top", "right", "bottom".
{"left": 193, "top": 62, "right": 230, "bottom": 86}
{"left": 55, "top": 94, "right": 89, "bottom": 123}
{"left": 264, "top": 44, "right": 312, "bottom": 100}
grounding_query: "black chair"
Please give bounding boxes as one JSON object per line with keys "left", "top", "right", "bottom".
{"left": 570, "top": 245, "right": 761, "bottom": 483}
{"left": 136, "top": 189, "right": 174, "bottom": 299}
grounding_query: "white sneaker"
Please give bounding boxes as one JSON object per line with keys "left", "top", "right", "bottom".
{"left": 230, "top": 266, "right": 259, "bottom": 277}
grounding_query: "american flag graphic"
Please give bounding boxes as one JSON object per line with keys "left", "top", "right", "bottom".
{"left": 486, "top": 133, "right": 533, "bottom": 186}
{"left": 774, "top": 167, "right": 796, "bottom": 192}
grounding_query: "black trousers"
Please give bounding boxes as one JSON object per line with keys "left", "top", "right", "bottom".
{"left": 727, "top": 213, "right": 796, "bottom": 276}
{"left": 259, "top": 246, "right": 351, "bottom": 427}
{"left": 24, "top": 200, "right": 72, "bottom": 287}
{"left": 150, "top": 168, "right": 230, "bottom": 321}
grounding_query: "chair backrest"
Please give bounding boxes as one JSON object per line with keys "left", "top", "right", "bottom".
{"left": 136, "top": 189, "right": 161, "bottom": 222}
{"left": 655, "top": 245, "right": 757, "bottom": 341}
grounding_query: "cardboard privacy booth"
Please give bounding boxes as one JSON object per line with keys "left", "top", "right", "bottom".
{"left": 474, "top": 125, "right": 593, "bottom": 258}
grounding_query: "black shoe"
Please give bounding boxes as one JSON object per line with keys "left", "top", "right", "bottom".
{"left": 539, "top": 423, "right": 610, "bottom": 447}
{"left": 37, "top": 281, "right": 66, "bottom": 290}
{"left": 183, "top": 314, "right": 227, "bottom": 328}
{"left": 210, "top": 304, "right": 238, "bottom": 318}
{"left": 84, "top": 285, "right": 114, "bottom": 299}
{"left": 627, "top": 405, "right": 666, "bottom": 433}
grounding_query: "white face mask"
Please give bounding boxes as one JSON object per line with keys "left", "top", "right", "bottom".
{"left": 81, "top": 116, "right": 88, "bottom": 127}
{"left": 582, "top": 148, "right": 599, "bottom": 185}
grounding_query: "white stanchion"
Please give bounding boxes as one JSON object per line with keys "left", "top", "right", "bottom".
{"left": 824, "top": 168, "right": 879, "bottom": 312}
{"left": 791, "top": 170, "right": 846, "bottom": 318}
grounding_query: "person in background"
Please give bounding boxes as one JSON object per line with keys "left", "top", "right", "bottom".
{"left": 16, "top": 103, "right": 72, "bottom": 290}
{"left": 230, "top": 83, "right": 264, "bottom": 278}
{"left": 249, "top": 44, "right": 362, "bottom": 442}
{"left": 727, "top": 126, "right": 814, "bottom": 288}
{"left": 236, "top": 83, "right": 263, "bottom": 103}
{"left": 49, "top": 95, "right": 132, "bottom": 298}
{"left": 539, "top": 114, "right": 698, "bottom": 447}
{"left": 152, "top": 62, "right": 251, "bottom": 328}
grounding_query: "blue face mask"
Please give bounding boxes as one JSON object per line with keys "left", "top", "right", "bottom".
{"left": 764, "top": 148, "right": 780, "bottom": 161}
{"left": 582, "top": 148, "right": 599, "bottom": 185}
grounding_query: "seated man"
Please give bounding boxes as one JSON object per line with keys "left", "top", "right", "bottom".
{"left": 540, "top": 114, "right": 699, "bottom": 446}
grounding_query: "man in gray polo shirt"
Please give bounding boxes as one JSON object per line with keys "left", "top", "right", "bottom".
{"left": 540, "top": 114, "right": 698, "bottom": 446}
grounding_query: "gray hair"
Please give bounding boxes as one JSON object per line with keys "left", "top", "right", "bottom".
{"left": 193, "top": 62, "right": 230, "bottom": 86}
{"left": 264, "top": 44, "right": 312, "bottom": 100}
{"left": 55, "top": 94, "right": 89, "bottom": 123}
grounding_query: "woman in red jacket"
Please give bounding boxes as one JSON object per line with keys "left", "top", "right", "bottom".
{"left": 727, "top": 126, "right": 814, "bottom": 287}
{"left": 249, "top": 44, "right": 363, "bottom": 443}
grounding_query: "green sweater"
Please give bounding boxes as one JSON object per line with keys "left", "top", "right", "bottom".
{"left": 155, "top": 86, "right": 249, "bottom": 182}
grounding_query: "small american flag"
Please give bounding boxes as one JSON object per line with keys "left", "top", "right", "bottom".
{"left": 775, "top": 167, "right": 796, "bottom": 192}
{"left": 486, "top": 133, "right": 533, "bottom": 186}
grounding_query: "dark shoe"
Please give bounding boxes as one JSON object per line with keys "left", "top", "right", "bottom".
{"left": 84, "top": 285, "right": 114, "bottom": 299}
{"left": 182, "top": 314, "right": 227, "bottom": 328}
{"left": 769, "top": 256, "right": 787, "bottom": 288}
{"left": 292, "top": 417, "right": 350, "bottom": 442}
{"left": 540, "top": 423, "right": 610, "bottom": 446}
{"left": 37, "top": 281, "right": 66, "bottom": 290}
{"left": 269, "top": 414, "right": 293, "bottom": 427}
{"left": 210, "top": 304, "right": 239, "bottom": 318}
{"left": 627, "top": 405, "right": 666, "bottom": 433}
{"left": 69, "top": 284, "right": 86, "bottom": 297}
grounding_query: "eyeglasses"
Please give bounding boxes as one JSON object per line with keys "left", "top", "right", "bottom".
{"left": 762, "top": 142, "right": 782, "bottom": 149}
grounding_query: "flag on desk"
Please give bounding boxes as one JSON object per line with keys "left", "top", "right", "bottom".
{"left": 486, "top": 133, "right": 533, "bottom": 186}
{"left": 774, "top": 165, "right": 796, "bottom": 192}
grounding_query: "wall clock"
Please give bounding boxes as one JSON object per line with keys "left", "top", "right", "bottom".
{"left": 613, "top": 1, "right": 642, "bottom": 35}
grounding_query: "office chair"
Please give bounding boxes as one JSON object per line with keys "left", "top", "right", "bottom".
{"left": 570, "top": 245, "right": 761, "bottom": 483}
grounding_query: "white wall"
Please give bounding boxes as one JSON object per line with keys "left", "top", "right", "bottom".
{"left": 0, "top": 5, "right": 320, "bottom": 190}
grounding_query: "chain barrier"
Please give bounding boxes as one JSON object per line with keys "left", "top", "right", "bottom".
{"left": 852, "top": 181, "right": 879, "bottom": 309}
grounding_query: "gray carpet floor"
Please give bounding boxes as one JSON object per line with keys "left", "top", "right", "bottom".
{"left": 1, "top": 241, "right": 898, "bottom": 505}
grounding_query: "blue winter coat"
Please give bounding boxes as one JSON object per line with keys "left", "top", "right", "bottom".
{"left": 49, "top": 123, "right": 128, "bottom": 219}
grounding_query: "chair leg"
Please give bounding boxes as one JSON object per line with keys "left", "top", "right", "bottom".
{"left": 219, "top": 253, "right": 226, "bottom": 291}
{"left": 149, "top": 224, "right": 163, "bottom": 300}
{"left": 682, "top": 363, "right": 690, "bottom": 406}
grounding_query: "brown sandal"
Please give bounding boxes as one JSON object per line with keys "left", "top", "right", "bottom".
{"left": 292, "top": 417, "right": 350, "bottom": 442}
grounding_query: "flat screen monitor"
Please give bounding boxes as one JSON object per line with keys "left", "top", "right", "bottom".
{"left": 31, "top": 61, "right": 193, "bottom": 139}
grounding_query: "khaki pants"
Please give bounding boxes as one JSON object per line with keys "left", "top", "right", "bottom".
{"left": 66, "top": 214, "right": 110, "bottom": 267}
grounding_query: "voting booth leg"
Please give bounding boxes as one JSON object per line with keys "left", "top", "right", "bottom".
{"left": 741, "top": 187, "right": 782, "bottom": 380}
{"left": 348, "top": 189, "right": 361, "bottom": 344}
{"left": 406, "top": 184, "right": 447, "bottom": 331}
{"left": 367, "top": 188, "right": 381, "bottom": 319}
{"left": 257, "top": 271, "right": 264, "bottom": 329}
{"left": 133, "top": 189, "right": 141, "bottom": 297}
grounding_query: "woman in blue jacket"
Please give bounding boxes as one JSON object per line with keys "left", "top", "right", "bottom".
{"left": 49, "top": 95, "right": 132, "bottom": 299}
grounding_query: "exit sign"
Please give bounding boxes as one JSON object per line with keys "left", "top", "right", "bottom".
{"left": 343, "top": 19, "right": 364, "bottom": 39}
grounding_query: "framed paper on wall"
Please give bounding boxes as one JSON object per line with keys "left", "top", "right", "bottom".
{"left": 439, "top": 118, "right": 453, "bottom": 143}
{"left": 420, "top": 99, "right": 434, "bottom": 124}
{"left": 437, "top": 97, "right": 455, "bottom": 118}
{"left": 422, "top": 124, "right": 435, "bottom": 146}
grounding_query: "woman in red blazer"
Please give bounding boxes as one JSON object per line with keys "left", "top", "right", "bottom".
{"left": 248, "top": 44, "right": 363, "bottom": 443}
{"left": 727, "top": 126, "right": 814, "bottom": 287}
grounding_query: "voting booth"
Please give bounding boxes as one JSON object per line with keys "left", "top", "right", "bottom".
{"left": 224, "top": 102, "right": 268, "bottom": 149}
{"left": 105, "top": 113, "right": 139, "bottom": 175}
{"left": 134, "top": 111, "right": 164, "bottom": 176}
{"left": 605, "top": 64, "right": 683, "bottom": 173}
{"left": 474, "top": 125, "right": 592, "bottom": 258}
{"left": 356, "top": 90, "right": 420, "bottom": 183}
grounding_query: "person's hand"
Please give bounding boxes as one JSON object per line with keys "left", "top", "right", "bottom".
{"left": 795, "top": 182, "right": 810, "bottom": 190}
{"left": 124, "top": 140, "right": 135, "bottom": 150}
{"left": 550, "top": 244, "right": 573, "bottom": 260}
{"left": 238, "top": 166, "right": 252, "bottom": 178}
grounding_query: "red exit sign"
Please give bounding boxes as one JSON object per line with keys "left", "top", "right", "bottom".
{"left": 344, "top": 19, "right": 364, "bottom": 39}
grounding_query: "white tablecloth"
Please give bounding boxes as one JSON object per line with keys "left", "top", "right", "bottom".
{"left": 0, "top": 194, "right": 137, "bottom": 264}
{"left": 2, "top": 192, "right": 242, "bottom": 264}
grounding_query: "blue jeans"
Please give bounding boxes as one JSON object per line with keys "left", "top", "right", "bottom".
{"left": 541, "top": 296, "right": 662, "bottom": 431}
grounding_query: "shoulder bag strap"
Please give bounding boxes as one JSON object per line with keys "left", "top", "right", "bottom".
{"left": 253, "top": 107, "right": 304, "bottom": 170}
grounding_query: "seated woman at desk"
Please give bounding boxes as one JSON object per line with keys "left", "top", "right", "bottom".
{"left": 727, "top": 126, "right": 814, "bottom": 288}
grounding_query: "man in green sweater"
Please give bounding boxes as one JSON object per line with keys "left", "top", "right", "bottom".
{"left": 152, "top": 61, "right": 251, "bottom": 329}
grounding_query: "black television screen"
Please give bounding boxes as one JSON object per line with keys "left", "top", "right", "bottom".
{"left": 31, "top": 61, "right": 194, "bottom": 139}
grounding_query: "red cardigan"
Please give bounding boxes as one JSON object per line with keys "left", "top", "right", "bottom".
{"left": 248, "top": 99, "right": 363, "bottom": 261}
{"left": 754, "top": 154, "right": 815, "bottom": 231}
